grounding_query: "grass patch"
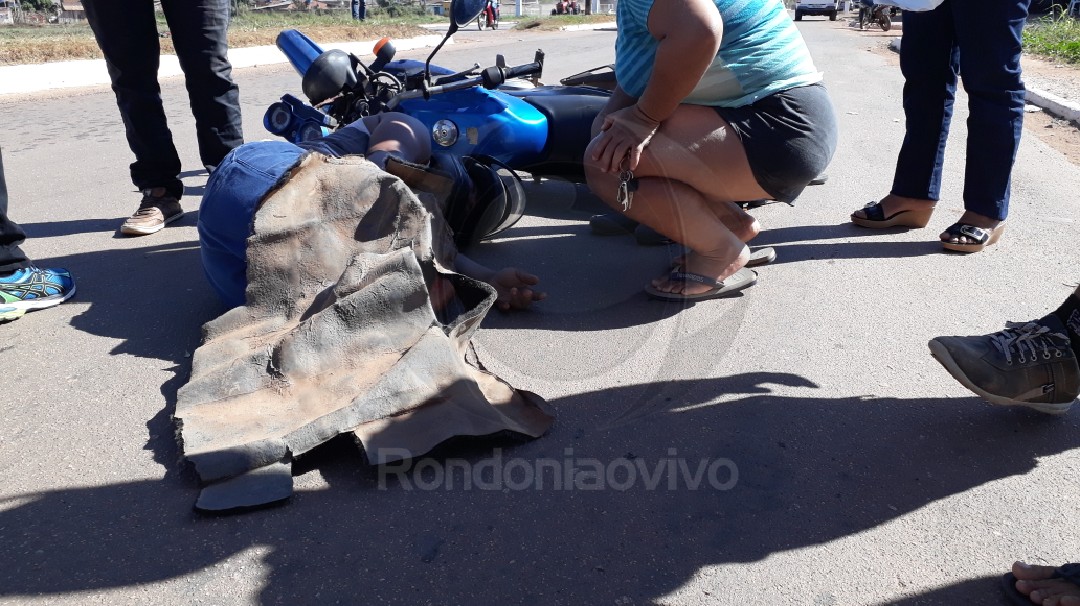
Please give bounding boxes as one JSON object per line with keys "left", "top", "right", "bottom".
{"left": 0, "top": 11, "right": 436, "bottom": 65}
{"left": 1024, "top": 14, "right": 1080, "bottom": 64}
{"left": 512, "top": 14, "right": 614, "bottom": 30}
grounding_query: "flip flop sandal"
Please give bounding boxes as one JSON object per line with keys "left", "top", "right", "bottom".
{"left": 941, "top": 222, "right": 1005, "bottom": 253}
{"left": 1001, "top": 563, "right": 1080, "bottom": 606}
{"left": 670, "top": 247, "right": 776, "bottom": 270}
{"left": 645, "top": 267, "right": 758, "bottom": 301}
{"left": 850, "top": 201, "right": 935, "bottom": 229}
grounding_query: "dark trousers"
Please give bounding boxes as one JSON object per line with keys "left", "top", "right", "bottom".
{"left": 891, "top": 0, "right": 1031, "bottom": 221}
{"left": 0, "top": 149, "right": 31, "bottom": 273}
{"left": 82, "top": 0, "right": 244, "bottom": 199}
{"left": 351, "top": 0, "right": 366, "bottom": 20}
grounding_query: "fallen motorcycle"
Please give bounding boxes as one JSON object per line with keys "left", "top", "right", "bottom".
{"left": 265, "top": 0, "right": 612, "bottom": 182}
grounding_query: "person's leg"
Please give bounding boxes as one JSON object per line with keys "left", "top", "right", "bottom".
{"left": 351, "top": 0, "right": 360, "bottom": 19}
{"left": 928, "top": 284, "right": 1080, "bottom": 414}
{"left": 0, "top": 148, "right": 76, "bottom": 321}
{"left": 944, "top": 0, "right": 1031, "bottom": 244}
{"left": 82, "top": 0, "right": 184, "bottom": 198}
{"left": 358, "top": 0, "right": 366, "bottom": 20}
{"left": 0, "top": 148, "right": 30, "bottom": 274}
{"left": 161, "top": 0, "right": 243, "bottom": 172}
{"left": 198, "top": 142, "right": 305, "bottom": 309}
{"left": 854, "top": 4, "right": 958, "bottom": 223}
{"left": 584, "top": 105, "right": 768, "bottom": 296}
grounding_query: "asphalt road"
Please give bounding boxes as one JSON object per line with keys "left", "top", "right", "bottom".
{"left": 1, "top": 18, "right": 1079, "bottom": 606}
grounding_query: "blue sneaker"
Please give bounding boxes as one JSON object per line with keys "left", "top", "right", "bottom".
{"left": 0, "top": 267, "right": 76, "bottom": 321}
{"left": 0, "top": 305, "right": 26, "bottom": 322}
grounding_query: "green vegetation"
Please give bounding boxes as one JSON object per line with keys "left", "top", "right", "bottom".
{"left": 0, "top": 10, "right": 435, "bottom": 65}
{"left": 512, "top": 13, "right": 614, "bottom": 30}
{"left": 1023, "top": 13, "right": 1080, "bottom": 64}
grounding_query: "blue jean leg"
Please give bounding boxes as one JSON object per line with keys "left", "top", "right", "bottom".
{"left": 198, "top": 141, "right": 304, "bottom": 309}
{"left": 891, "top": 0, "right": 1030, "bottom": 221}
{"left": 954, "top": 0, "right": 1030, "bottom": 221}
{"left": 891, "top": 5, "right": 959, "bottom": 204}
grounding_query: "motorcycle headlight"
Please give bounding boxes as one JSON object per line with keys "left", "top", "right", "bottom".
{"left": 432, "top": 120, "right": 459, "bottom": 147}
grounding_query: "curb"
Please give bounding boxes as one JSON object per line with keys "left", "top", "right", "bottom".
{"left": 888, "top": 38, "right": 1080, "bottom": 124}
{"left": 0, "top": 34, "right": 447, "bottom": 97}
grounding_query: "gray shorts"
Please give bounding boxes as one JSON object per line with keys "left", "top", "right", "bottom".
{"left": 713, "top": 83, "right": 838, "bottom": 203}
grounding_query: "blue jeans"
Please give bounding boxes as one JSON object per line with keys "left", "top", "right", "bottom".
{"left": 198, "top": 141, "right": 305, "bottom": 309}
{"left": 891, "top": 0, "right": 1031, "bottom": 221}
{"left": 351, "top": 0, "right": 366, "bottom": 19}
{"left": 83, "top": 0, "right": 244, "bottom": 198}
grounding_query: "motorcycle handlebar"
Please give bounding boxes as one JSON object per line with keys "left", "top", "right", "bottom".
{"left": 481, "top": 62, "right": 543, "bottom": 88}
{"left": 385, "top": 58, "right": 544, "bottom": 109}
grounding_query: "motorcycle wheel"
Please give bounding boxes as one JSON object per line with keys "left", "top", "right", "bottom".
{"left": 878, "top": 15, "right": 891, "bottom": 31}
{"left": 476, "top": 15, "right": 483, "bottom": 30}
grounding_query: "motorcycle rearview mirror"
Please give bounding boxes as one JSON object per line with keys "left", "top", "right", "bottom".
{"left": 302, "top": 49, "right": 358, "bottom": 105}
{"left": 451, "top": 0, "right": 487, "bottom": 28}
{"left": 423, "top": 0, "right": 486, "bottom": 82}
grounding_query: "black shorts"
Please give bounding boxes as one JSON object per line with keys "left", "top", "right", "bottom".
{"left": 712, "top": 83, "right": 838, "bottom": 203}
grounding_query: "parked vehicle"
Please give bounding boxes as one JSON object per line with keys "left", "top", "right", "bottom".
{"left": 476, "top": 0, "right": 498, "bottom": 29}
{"left": 794, "top": 0, "right": 838, "bottom": 21}
{"left": 857, "top": 2, "right": 892, "bottom": 31}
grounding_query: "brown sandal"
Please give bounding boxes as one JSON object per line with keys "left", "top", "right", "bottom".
{"left": 941, "top": 222, "right": 1005, "bottom": 253}
{"left": 851, "top": 201, "right": 935, "bottom": 229}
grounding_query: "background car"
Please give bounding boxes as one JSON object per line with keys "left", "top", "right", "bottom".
{"left": 794, "top": 0, "right": 839, "bottom": 21}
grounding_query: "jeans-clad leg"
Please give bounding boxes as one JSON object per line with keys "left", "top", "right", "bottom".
{"left": 161, "top": 0, "right": 244, "bottom": 172}
{"left": 953, "top": 0, "right": 1031, "bottom": 221}
{"left": 0, "top": 148, "right": 30, "bottom": 273}
{"left": 891, "top": 3, "right": 959, "bottom": 203}
{"left": 83, "top": 0, "right": 185, "bottom": 198}
{"left": 198, "top": 141, "right": 304, "bottom": 309}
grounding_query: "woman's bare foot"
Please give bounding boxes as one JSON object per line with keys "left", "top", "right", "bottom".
{"left": 1012, "top": 561, "right": 1080, "bottom": 605}
{"left": 851, "top": 193, "right": 936, "bottom": 221}
{"left": 941, "top": 210, "right": 1004, "bottom": 246}
{"left": 650, "top": 247, "right": 750, "bottom": 296}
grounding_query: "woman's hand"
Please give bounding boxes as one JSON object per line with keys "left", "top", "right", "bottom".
{"left": 589, "top": 103, "right": 661, "bottom": 174}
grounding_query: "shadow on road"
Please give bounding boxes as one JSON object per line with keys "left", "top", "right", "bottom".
{"left": 0, "top": 375, "right": 1073, "bottom": 604}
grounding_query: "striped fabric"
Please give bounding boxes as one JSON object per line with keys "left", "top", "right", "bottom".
{"left": 614, "top": 0, "right": 823, "bottom": 107}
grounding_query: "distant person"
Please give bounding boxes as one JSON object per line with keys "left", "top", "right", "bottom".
{"left": 851, "top": 0, "right": 1033, "bottom": 253}
{"left": 82, "top": 0, "right": 244, "bottom": 237}
{"left": 0, "top": 148, "right": 76, "bottom": 323}
{"left": 352, "top": 0, "right": 366, "bottom": 20}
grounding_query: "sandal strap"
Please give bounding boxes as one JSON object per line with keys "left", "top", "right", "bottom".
{"left": 861, "top": 201, "right": 885, "bottom": 221}
{"left": 1056, "top": 563, "right": 1080, "bottom": 585}
{"left": 668, "top": 271, "right": 723, "bottom": 288}
{"left": 944, "top": 222, "right": 990, "bottom": 244}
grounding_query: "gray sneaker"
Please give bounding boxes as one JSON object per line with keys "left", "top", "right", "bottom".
{"left": 928, "top": 315, "right": 1080, "bottom": 415}
{"left": 120, "top": 189, "right": 184, "bottom": 236}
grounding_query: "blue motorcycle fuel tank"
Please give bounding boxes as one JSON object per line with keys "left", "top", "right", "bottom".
{"left": 397, "top": 88, "right": 549, "bottom": 167}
